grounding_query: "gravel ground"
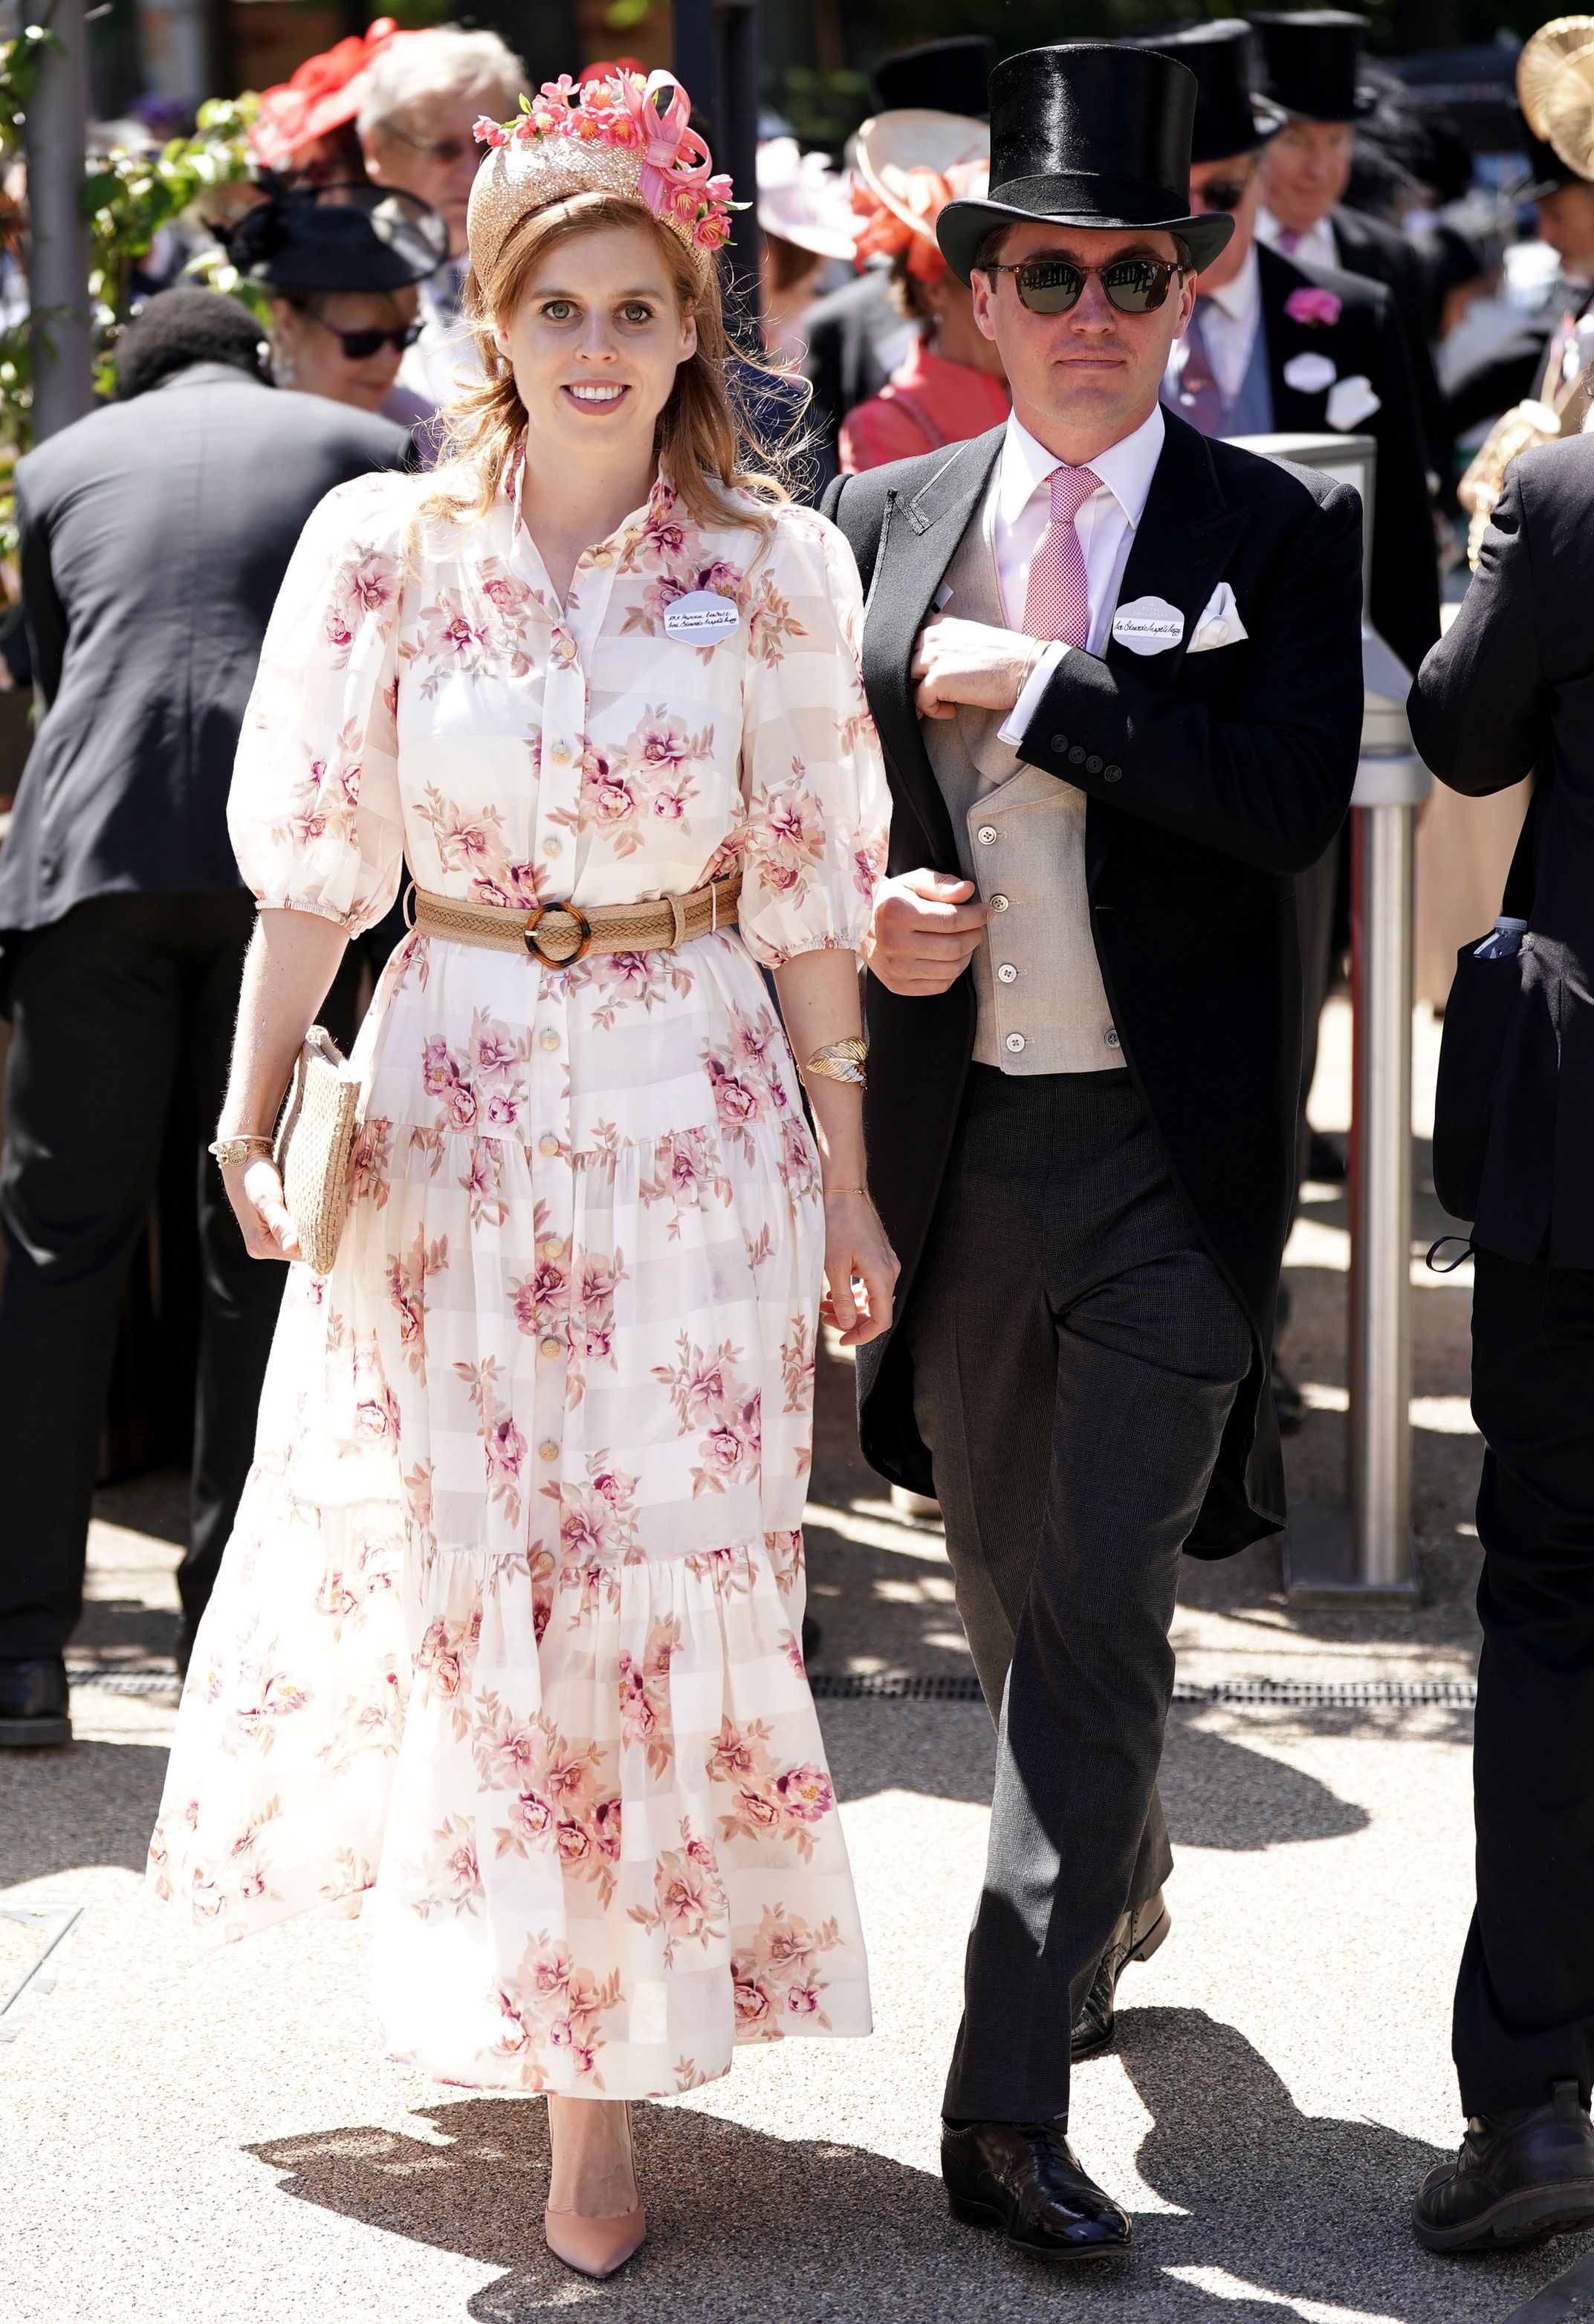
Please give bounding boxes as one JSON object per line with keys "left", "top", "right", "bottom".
{"left": 6, "top": 999, "right": 1581, "bottom": 2324}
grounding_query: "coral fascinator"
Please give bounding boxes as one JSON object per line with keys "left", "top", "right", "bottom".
{"left": 468, "top": 69, "right": 737, "bottom": 288}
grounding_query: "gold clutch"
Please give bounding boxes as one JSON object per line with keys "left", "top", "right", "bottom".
{"left": 273, "top": 1025, "right": 362, "bottom": 1275}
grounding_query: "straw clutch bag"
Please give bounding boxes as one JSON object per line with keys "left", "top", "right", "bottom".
{"left": 273, "top": 1025, "right": 363, "bottom": 1275}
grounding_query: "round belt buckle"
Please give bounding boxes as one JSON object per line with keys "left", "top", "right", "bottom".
{"left": 525, "top": 902, "right": 594, "bottom": 965}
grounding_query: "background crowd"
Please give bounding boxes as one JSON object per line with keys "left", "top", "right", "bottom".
{"left": 0, "top": 3, "right": 1584, "bottom": 1729}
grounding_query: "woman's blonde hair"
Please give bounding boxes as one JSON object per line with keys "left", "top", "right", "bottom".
{"left": 424, "top": 190, "right": 795, "bottom": 534}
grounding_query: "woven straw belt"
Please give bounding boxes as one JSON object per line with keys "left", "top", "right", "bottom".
{"left": 409, "top": 874, "right": 742, "bottom": 965}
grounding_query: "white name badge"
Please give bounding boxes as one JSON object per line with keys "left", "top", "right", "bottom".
{"left": 1326, "top": 372, "right": 1381, "bottom": 432}
{"left": 1111, "top": 595, "right": 1185, "bottom": 655}
{"left": 664, "top": 589, "right": 740, "bottom": 641}
{"left": 1283, "top": 351, "right": 1338, "bottom": 395}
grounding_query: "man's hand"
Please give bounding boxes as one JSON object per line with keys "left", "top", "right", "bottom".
{"left": 863, "top": 868, "right": 991, "bottom": 996}
{"left": 912, "top": 614, "right": 1042, "bottom": 721}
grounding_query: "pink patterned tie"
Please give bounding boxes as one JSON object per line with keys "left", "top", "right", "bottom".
{"left": 1277, "top": 225, "right": 1302, "bottom": 255}
{"left": 1023, "top": 465, "right": 1101, "bottom": 647}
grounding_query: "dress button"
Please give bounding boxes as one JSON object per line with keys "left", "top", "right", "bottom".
{"left": 538, "top": 1440, "right": 560, "bottom": 1462}
{"left": 591, "top": 549, "right": 612, "bottom": 567}
{"left": 1050, "top": 734, "right": 1069, "bottom": 753}
{"left": 545, "top": 1237, "right": 566, "bottom": 1259}
{"left": 544, "top": 836, "right": 563, "bottom": 857}
{"left": 990, "top": 893, "right": 1010, "bottom": 913}
{"left": 539, "top": 1029, "right": 560, "bottom": 1052}
{"left": 997, "top": 962, "right": 1018, "bottom": 985}
{"left": 1086, "top": 754, "right": 1104, "bottom": 774}
{"left": 1104, "top": 765, "right": 1123, "bottom": 783}
{"left": 538, "top": 1133, "right": 560, "bottom": 1156}
{"left": 550, "top": 741, "right": 571, "bottom": 765}
{"left": 976, "top": 824, "right": 998, "bottom": 846}
{"left": 539, "top": 1334, "right": 563, "bottom": 1359}
{"left": 1005, "top": 1032, "right": 1026, "bottom": 1054}
{"left": 1068, "top": 745, "right": 1086, "bottom": 766}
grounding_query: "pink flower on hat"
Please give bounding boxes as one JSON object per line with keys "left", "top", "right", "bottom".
{"left": 1285, "top": 285, "right": 1342, "bottom": 328}
{"left": 473, "top": 114, "right": 508, "bottom": 149}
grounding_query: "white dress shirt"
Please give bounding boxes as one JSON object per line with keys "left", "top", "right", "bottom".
{"left": 1257, "top": 205, "right": 1338, "bottom": 273}
{"left": 991, "top": 401, "right": 1166, "bottom": 744}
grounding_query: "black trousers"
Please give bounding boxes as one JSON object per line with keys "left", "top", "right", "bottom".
{"left": 905, "top": 1065, "right": 1253, "bottom": 2125}
{"left": 0, "top": 892, "right": 284, "bottom": 1660}
{"left": 1454, "top": 1246, "right": 1594, "bottom": 2114}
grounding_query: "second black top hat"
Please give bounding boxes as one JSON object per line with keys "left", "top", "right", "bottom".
{"left": 1249, "top": 10, "right": 1376, "bottom": 123}
{"left": 1134, "top": 20, "right": 1286, "bottom": 164}
{"left": 937, "top": 42, "right": 1234, "bottom": 282}
{"left": 872, "top": 36, "right": 997, "bottom": 119}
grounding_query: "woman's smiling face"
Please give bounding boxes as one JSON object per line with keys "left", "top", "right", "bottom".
{"left": 492, "top": 218, "right": 697, "bottom": 469}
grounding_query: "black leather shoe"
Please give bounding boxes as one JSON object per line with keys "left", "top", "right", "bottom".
{"left": 1072, "top": 1890, "right": 1170, "bottom": 2061}
{"left": 1271, "top": 1357, "right": 1306, "bottom": 1435}
{"left": 1413, "top": 2082, "right": 1594, "bottom": 2253}
{"left": 942, "top": 2118, "right": 1131, "bottom": 2259}
{"left": 0, "top": 1656, "right": 71, "bottom": 1747}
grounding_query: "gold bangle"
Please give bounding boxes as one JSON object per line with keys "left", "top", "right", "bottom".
{"left": 823, "top": 1185, "right": 868, "bottom": 1199}
{"left": 803, "top": 1038, "right": 868, "bottom": 1089}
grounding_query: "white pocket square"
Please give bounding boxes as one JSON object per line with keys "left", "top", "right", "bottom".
{"left": 1188, "top": 580, "right": 1248, "bottom": 653}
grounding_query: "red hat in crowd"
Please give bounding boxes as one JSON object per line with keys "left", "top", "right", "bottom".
{"left": 249, "top": 17, "right": 406, "bottom": 172}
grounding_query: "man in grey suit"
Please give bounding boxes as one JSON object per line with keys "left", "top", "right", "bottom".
{"left": 0, "top": 289, "right": 410, "bottom": 1747}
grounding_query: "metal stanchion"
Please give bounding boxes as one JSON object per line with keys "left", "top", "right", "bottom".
{"left": 1231, "top": 432, "right": 1428, "bottom": 1602}
{"left": 673, "top": 0, "right": 762, "bottom": 310}
{"left": 24, "top": 0, "right": 93, "bottom": 442}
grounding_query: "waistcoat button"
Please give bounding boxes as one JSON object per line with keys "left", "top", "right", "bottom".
{"left": 997, "top": 962, "right": 1017, "bottom": 985}
{"left": 976, "top": 824, "right": 998, "bottom": 846}
{"left": 990, "top": 893, "right": 1010, "bottom": 912}
{"left": 1005, "top": 1032, "right": 1026, "bottom": 1054}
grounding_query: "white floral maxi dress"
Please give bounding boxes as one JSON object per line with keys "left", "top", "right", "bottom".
{"left": 146, "top": 470, "right": 891, "bottom": 2098}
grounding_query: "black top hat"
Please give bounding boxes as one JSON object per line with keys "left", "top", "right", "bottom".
{"left": 1134, "top": 21, "right": 1286, "bottom": 164}
{"left": 937, "top": 42, "right": 1234, "bottom": 284}
{"left": 1517, "top": 119, "right": 1590, "bottom": 202}
{"left": 872, "top": 36, "right": 997, "bottom": 120}
{"left": 227, "top": 182, "right": 449, "bottom": 296}
{"left": 1249, "top": 11, "right": 1376, "bottom": 123}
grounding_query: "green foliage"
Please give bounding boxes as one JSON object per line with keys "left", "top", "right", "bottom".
{"left": 765, "top": 65, "right": 873, "bottom": 156}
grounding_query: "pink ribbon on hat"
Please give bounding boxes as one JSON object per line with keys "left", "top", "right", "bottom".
{"left": 624, "top": 70, "right": 714, "bottom": 216}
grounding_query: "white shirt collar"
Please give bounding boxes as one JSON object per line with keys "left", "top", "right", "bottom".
{"left": 1200, "top": 242, "right": 1261, "bottom": 328}
{"left": 995, "top": 401, "right": 1165, "bottom": 534}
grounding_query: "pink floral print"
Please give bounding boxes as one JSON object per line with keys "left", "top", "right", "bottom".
{"left": 149, "top": 466, "right": 883, "bottom": 2098}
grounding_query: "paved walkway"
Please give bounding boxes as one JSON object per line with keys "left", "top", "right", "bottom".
{"left": 4, "top": 1001, "right": 1587, "bottom": 2323}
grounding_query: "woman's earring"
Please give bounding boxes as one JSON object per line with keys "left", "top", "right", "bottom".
{"left": 274, "top": 343, "right": 295, "bottom": 387}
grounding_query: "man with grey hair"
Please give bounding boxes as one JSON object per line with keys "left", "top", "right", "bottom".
{"left": 360, "top": 24, "right": 525, "bottom": 403}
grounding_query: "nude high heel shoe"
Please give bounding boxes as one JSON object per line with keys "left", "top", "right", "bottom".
{"left": 544, "top": 2100, "right": 646, "bottom": 2278}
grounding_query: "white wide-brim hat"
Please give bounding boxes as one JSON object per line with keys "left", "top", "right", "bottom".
{"left": 854, "top": 109, "right": 991, "bottom": 245}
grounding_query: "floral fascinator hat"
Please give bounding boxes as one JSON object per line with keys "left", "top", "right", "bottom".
{"left": 468, "top": 69, "right": 738, "bottom": 289}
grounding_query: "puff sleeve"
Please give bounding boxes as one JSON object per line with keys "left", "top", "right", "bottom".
{"left": 227, "top": 473, "right": 408, "bottom": 934}
{"left": 735, "top": 506, "right": 890, "bottom": 968}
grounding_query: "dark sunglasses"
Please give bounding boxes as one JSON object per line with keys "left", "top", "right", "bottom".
{"left": 297, "top": 310, "right": 422, "bottom": 360}
{"left": 980, "top": 256, "right": 1188, "bottom": 315}
{"left": 1192, "top": 175, "right": 1254, "bottom": 215}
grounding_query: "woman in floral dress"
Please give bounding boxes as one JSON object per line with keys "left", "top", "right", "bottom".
{"left": 148, "top": 70, "right": 895, "bottom": 2275}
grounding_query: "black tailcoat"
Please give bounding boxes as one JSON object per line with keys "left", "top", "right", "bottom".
{"left": 1326, "top": 205, "right": 1445, "bottom": 468}
{"left": 823, "top": 410, "right": 1364, "bottom": 1556}
{"left": 1408, "top": 433, "right": 1594, "bottom": 1269}
{"left": 1254, "top": 242, "right": 1440, "bottom": 683}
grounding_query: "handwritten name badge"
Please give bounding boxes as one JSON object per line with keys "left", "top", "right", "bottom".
{"left": 664, "top": 589, "right": 740, "bottom": 641}
{"left": 1283, "top": 351, "right": 1338, "bottom": 396}
{"left": 1111, "top": 595, "right": 1185, "bottom": 655}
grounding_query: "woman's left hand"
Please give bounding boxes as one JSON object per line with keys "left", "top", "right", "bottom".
{"left": 818, "top": 1188, "right": 900, "bottom": 1348}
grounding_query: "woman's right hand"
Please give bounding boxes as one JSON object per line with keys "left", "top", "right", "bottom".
{"left": 224, "top": 1155, "right": 302, "bottom": 1262}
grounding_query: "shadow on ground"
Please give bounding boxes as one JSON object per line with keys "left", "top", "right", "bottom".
{"left": 244, "top": 2010, "right": 1590, "bottom": 2323}
{"left": 0, "top": 1737, "right": 166, "bottom": 1885}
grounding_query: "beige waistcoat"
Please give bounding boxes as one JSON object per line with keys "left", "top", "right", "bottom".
{"left": 922, "top": 482, "right": 1122, "bottom": 1075}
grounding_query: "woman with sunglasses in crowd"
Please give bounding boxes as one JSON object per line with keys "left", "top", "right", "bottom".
{"left": 838, "top": 106, "right": 1008, "bottom": 474}
{"left": 230, "top": 182, "right": 450, "bottom": 464}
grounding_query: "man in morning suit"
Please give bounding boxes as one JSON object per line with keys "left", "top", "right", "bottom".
{"left": 1405, "top": 436, "right": 1594, "bottom": 2253}
{"left": 824, "top": 42, "right": 1364, "bottom": 2258}
{"left": 1250, "top": 8, "right": 1444, "bottom": 470}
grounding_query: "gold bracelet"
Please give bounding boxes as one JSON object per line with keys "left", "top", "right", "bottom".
{"left": 823, "top": 1185, "right": 868, "bottom": 1199}
{"left": 803, "top": 1038, "right": 868, "bottom": 1089}
{"left": 209, "top": 1135, "right": 275, "bottom": 1168}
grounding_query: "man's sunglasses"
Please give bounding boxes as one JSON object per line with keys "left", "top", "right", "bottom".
{"left": 294, "top": 307, "right": 422, "bottom": 361}
{"left": 979, "top": 256, "right": 1188, "bottom": 315}
{"left": 1192, "top": 172, "right": 1255, "bottom": 215}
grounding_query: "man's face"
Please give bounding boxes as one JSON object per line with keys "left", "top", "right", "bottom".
{"left": 362, "top": 93, "right": 485, "bottom": 259}
{"left": 972, "top": 220, "right": 1194, "bottom": 456}
{"left": 1535, "top": 182, "right": 1594, "bottom": 282}
{"left": 1260, "top": 118, "right": 1355, "bottom": 233}
{"left": 1188, "top": 152, "right": 1262, "bottom": 292}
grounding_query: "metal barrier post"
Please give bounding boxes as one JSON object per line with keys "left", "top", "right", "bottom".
{"left": 1228, "top": 432, "right": 1427, "bottom": 1603}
